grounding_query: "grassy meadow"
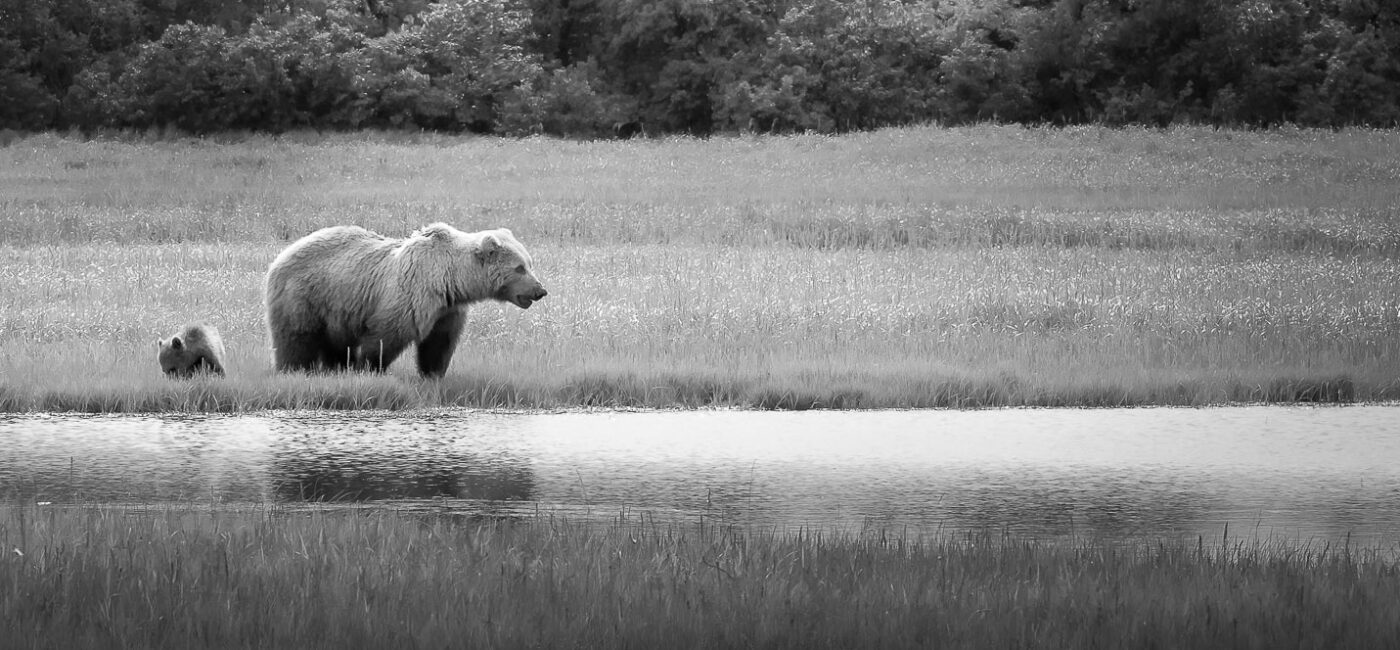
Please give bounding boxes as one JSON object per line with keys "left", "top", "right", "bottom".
{"left": 3, "top": 505, "right": 1397, "bottom": 649}
{"left": 2, "top": 125, "right": 1399, "bottom": 410}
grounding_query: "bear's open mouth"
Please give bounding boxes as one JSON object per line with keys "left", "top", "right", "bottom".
{"left": 512, "top": 296, "right": 534, "bottom": 309}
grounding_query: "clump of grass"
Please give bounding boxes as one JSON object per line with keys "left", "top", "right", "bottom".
{"left": 2, "top": 505, "right": 1398, "bottom": 649}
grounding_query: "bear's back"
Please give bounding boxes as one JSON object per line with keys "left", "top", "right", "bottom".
{"left": 180, "top": 324, "right": 223, "bottom": 355}
{"left": 268, "top": 226, "right": 400, "bottom": 285}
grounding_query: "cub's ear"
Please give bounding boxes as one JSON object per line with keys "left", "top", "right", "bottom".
{"left": 170, "top": 336, "right": 185, "bottom": 350}
{"left": 475, "top": 233, "right": 501, "bottom": 261}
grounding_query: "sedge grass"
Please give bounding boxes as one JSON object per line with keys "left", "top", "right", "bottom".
{"left": 2, "top": 126, "right": 1398, "bottom": 411}
{"left": 2, "top": 504, "right": 1398, "bottom": 649}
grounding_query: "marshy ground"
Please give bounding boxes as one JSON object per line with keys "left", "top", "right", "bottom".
{"left": 3, "top": 125, "right": 1399, "bottom": 646}
{"left": 2, "top": 125, "right": 1397, "bottom": 411}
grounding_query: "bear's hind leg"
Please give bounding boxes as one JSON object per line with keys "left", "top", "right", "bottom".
{"left": 273, "top": 330, "right": 329, "bottom": 372}
{"left": 416, "top": 311, "right": 467, "bottom": 378}
{"left": 354, "top": 336, "right": 408, "bottom": 373}
{"left": 319, "top": 342, "right": 359, "bottom": 372}
{"left": 198, "top": 354, "right": 226, "bottom": 375}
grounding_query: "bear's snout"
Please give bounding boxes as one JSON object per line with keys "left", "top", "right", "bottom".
{"left": 513, "top": 286, "right": 547, "bottom": 309}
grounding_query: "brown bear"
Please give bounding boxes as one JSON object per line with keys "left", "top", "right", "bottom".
{"left": 158, "top": 324, "right": 227, "bottom": 378}
{"left": 264, "top": 222, "right": 547, "bottom": 377}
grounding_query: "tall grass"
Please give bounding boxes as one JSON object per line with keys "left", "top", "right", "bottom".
{"left": 2, "top": 125, "right": 1398, "bottom": 410}
{"left": 2, "top": 505, "right": 1397, "bottom": 649}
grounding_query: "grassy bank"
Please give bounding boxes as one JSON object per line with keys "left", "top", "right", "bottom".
{"left": 2, "top": 505, "right": 1396, "bottom": 649}
{"left": 2, "top": 126, "right": 1399, "bottom": 410}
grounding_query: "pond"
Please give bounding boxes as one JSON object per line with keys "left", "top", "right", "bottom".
{"left": 2, "top": 406, "right": 1398, "bottom": 546}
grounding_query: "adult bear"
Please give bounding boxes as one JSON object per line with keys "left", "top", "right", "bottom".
{"left": 265, "top": 223, "right": 547, "bottom": 377}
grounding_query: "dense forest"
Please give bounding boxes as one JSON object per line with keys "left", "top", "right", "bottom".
{"left": 2, "top": 0, "right": 1398, "bottom": 136}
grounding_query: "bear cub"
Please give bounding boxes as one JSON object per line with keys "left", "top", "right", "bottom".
{"left": 158, "top": 324, "right": 227, "bottom": 378}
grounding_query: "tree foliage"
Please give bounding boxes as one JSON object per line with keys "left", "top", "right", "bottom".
{"left": 1, "top": 0, "right": 1397, "bottom": 135}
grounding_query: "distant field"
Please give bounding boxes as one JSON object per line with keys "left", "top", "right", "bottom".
{"left": 3, "top": 506, "right": 1397, "bottom": 650}
{"left": 1, "top": 125, "right": 1398, "bottom": 411}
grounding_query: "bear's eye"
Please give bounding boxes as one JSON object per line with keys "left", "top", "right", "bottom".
{"left": 514, "top": 264, "right": 527, "bottom": 274}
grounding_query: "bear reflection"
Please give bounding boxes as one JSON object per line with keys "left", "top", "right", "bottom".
{"left": 273, "top": 463, "right": 535, "bottom": 502}
{"left": 270, "top": 430, "right": 535, "bottom": 503}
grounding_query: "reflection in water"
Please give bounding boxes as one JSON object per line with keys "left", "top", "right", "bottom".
{"left": 1, "top": 406, "right": 1398, "bottom": 545}
{"left": 268, "top": 418, "right": 534, "bottom": 502}
{"left": 917, "top": 469, "right": 1220, "bottom": 537}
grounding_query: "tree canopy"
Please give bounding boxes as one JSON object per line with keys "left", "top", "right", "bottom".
{"left": 2, "top": 0, "right": 1397, "bottom": 135}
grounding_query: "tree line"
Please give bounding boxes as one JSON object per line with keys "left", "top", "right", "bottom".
{"left": 2, "top": 0, "right": 1398, "bottom": 137}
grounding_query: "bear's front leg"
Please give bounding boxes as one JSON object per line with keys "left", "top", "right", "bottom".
{"left": 416, "top": 310, "right": 467, "bottom": 378}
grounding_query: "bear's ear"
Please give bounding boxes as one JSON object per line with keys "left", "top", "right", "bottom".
{"left": 417, "top": 224, "right": 456, "bottom": 243}
{"left": 475, "top": 233, "right": 501, "bottom": 261}
{"left": 170, "top": 336, "right": 185, "bottom": 350}
{"left": 419, "top": 223, "right": 456, "bottom": 242}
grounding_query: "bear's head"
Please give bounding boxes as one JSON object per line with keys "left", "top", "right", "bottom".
{"left": 476, "top": 228, "right": 548, "bottom": 309}
{"left": 158, "top": 336, "right": 196, "bottom": 377}
{"left": 417, "top": 223, "right": 548, "bottom": 309}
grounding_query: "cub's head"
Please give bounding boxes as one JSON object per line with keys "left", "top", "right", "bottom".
{"left": 158, "top": 335, "right": 197, "bottom": 377}
{"left": 158, "top": 327, "right": 224, "bottom": 378}
{"left": 475, "top": 228, "right": 548, "bottom": 309}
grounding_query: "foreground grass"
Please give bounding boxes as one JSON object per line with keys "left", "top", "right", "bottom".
{"left": 2, "top": 505, "right": 1397, "bottom": 649}
{"left": 2, "top": 126, "right": 1398, "bottom": 410}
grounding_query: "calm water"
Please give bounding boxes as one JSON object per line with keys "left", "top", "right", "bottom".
{"left": 2, "top": 406, "right": 1398, "bottom": 545}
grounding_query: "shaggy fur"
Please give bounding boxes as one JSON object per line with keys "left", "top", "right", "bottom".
{"left": 158, "top": 324, "right": 227, "bottom": 378}
{"left": 264, "top": 222, "right": 547, "bottom": 377}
